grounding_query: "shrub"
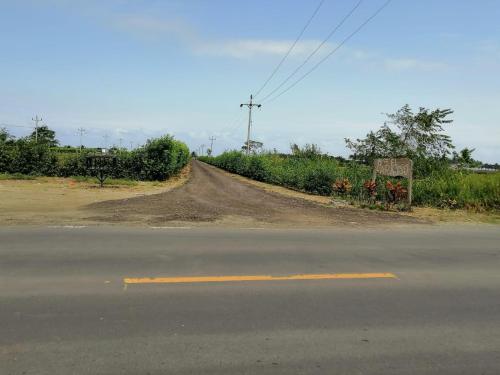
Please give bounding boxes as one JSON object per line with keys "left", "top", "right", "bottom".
{"left": 363, "top": 180, "right": 377, "bottom": 199}
{"left": 332, "top": 178, "right": 352, "bottom": 195}
{"left": 201, "top": 151, "right": 499, "bottom": 210}
{"left": 0, "top": 134, "right": 190, "bottom": 182}
{"left": 385, "top": 181, "right": 408, "bottom": 204}
{"left": 303, "top": 167, "right": 334, "bottom": 195}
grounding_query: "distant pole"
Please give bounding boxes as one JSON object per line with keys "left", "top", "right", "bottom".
{"left": 77, "top": 127, "right": 86, "bottom": 152}
{"left": 240, "top": 95, "right": 261, "bottom": 155}
{"left": 209, "top": 136, "right": 216, "bottom": 154}
{"left": 200, "top": 144, "right": 206, "bottom": 156}
{"left": 130, "top": 141, "right": 134, "bottom": 150}
{"left": 31, "top": 115, "right": 43, "bottom": 143}
{"left": 103, "top": 133, "right": 110, "bottom": 149}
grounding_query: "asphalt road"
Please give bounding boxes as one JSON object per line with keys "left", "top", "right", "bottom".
{"left": 1, "top": 225, "right": 500, "bottom": 374}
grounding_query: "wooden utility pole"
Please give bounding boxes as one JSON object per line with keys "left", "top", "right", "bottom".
{"left": 77, "top": 127, "right": 86, "bottom": 152}
{"left": 31, "top": 115, "right": 43, "bottom": 143}
{"left": 240, "top": 95, "right": 261, "bottom": 155}
{"left": 209, "top": 136, "right": 216, "bottom": 154}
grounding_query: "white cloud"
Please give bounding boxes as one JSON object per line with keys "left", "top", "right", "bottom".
{"left": 111, "top": 14, "right": 330, "bottom": 59}
{"left": 193, "top": 39, "right": 328, "bottom": 59}
{"left": 384, "top": 58, "right": 449, "bottom": 72}
{"left": 111, "top": 14, "right": 196, "bottom": 43}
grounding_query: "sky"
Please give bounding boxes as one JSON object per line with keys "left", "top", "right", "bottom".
{"left": 1, "top": 0, "right": 499, "bottom": 162}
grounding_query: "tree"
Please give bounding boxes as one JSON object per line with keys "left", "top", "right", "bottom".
{"left": 0, "top": 127, "right": 13, "bottom": 144}
{"left": 206, "top": 148, "right": 212, "bottom": 157}
{"left": 241, "top": 140, "right": 263, "bottom": 154}
{"left": 452, "top": 148, "right": 481, "bottom": 168}
{"left": 29, "top": 125, "right": 59, "bottom": 147}
{"left": 290, "top": 143, "right": 323, "bottom": 159}
{"left": 345, "top": 105, "right": 455, "bottom": 165}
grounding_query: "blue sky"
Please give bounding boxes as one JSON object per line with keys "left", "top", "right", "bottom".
{"left": 1, "top": 0, "right": 499, "bottom": 162}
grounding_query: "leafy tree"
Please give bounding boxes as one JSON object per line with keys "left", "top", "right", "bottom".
{"left": 451, "top": 148, "right": 481, "bottom": 168}
{"left": 345, "top": 105, "right": 455, "bottom": 166}
{"left": 290, "top": 143, "right": 323, "bottom": 159}
{"left": 29, "top": 125, "right": 59, "bottom": 147}
{"left": 241, "top": 140, "right": 263, "bottom": 154}
{"left": 0, "top": 127, "right": 14, "bottom": 144}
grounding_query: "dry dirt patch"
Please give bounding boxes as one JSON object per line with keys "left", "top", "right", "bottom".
{"left": 0, "top": 165, "right": 190, "bottom": 226}
{"left": 225, "top": 166, "right": 500, "bottom": 225}
{"left": 87, "top": 161, "right": 424, "bottom": 227}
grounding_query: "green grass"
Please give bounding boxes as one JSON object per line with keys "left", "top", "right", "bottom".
{"left": 413, "top": 171, "right": 500, "bottom": 210}
{"left": 200, "top": 152, "right": 500, "bottom": 210}
{"left": 0, "top": 173, "right": 139, "bottom": 186}
{"left": 0, "top": 173, "right": 37, "bottom": 180}
{"left": 70, "top": 175, "right": 138, "bottom": 186}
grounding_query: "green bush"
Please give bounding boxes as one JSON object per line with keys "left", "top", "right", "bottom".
{"left": 413, "top": 170, "right": 500, "bottom": 210}
{"left": 8, "top": 139, "right": 58, "bottom": 176}
{"left": 200, "top": 151, "right": 499, "bottom": 210}
{"left": 0, "top": 135, "right": 190, "bottom": 182}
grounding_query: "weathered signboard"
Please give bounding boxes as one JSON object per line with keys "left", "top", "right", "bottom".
{"left": 372, "top": 158, "right": 413, "bottom": 206}
{"left": 86, "top": 154, "right": 117, "bottom": 187}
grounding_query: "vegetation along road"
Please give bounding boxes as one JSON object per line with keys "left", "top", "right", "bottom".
{"left": 88, "top": 160, "right": 421, "bottom": 227}
{"left": 1, "top": 225, "right": 499, "bottom": 374}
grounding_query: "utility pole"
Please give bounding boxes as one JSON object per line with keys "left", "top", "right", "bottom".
{"left": 208, "top": 136, "right": 216, "bottom": 155}
{"left": 103, "top": 133, "right": 110, "bottom": 150}
{"left": 200, "top": 144, "right": 206, "bottom": 156}
{"left": 32, "top": 115, "right": 43, "bottom": 143}
{"left": 77, "top": 127, "right": 86, "bottom": 152}
{"left": 129, "top": 141, "right": 134, "bottom": 150}
{"left": 240, "top": 95, "right": 261, "bottom": 155}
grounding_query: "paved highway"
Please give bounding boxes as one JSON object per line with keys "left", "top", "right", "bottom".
{"left": 1, "top": 225, "right": 500, "bottom": 374}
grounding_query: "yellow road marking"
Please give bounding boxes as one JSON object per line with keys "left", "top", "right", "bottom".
{"left": 124, "top": 273, "right": 396, "bottom": 284}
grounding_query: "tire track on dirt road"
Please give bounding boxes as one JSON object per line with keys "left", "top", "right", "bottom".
{"left": 86, "top": 160, "right": 422, "bottom": 227}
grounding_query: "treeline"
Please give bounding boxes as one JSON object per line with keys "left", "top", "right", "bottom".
{"left": 0, "top": 128, "right": 190, "bottom": 181}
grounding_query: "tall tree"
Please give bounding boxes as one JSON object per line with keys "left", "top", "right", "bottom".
{"left": 29, "top": 125, "right": 59, "bottom": 147}
{"left": 452, "top": 148, "right": 481, "bottom": 168}
{"left": 0, "top": 127, "right": 12, "bottom": 144}
{"left": 345, "top": 105, "right": 454, "bottom": 165}
{"left": 241, "top": 140, "right": 263, "bottom": 154}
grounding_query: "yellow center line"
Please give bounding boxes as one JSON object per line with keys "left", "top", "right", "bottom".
{"left": 123, "top": 273, "right": 396, "bottom": 284}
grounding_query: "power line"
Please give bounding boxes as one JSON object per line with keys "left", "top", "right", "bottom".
{"left": 263, "top": 0, "right": 392, "bottom": 105}
{"left": 254, "top": 0, "right": 326, "bottom": 98}
{"left": 259, "top": 0, "right": 364, "bottom": 103}
{"left": 216, "top": 109, "right": 247, "bottom": 137}
{"left": 0, "top": 123, "right": 32, "bottom": 129}
{"left": 224, "top": 111, "right": 247, "bottom": 136}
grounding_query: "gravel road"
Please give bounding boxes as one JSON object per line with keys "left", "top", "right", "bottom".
{"left": 87, "top": 160, "right": 421, "bottom": 227}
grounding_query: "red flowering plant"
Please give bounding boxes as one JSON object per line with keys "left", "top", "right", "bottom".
{"left": 363, "top": 180, "right": 377, "bottom": 201}
{"left": 385, "top": 181, "right": 407, "bottom": 204}
{"left": 332, "top": 178, "right": 352, "bottom": 195}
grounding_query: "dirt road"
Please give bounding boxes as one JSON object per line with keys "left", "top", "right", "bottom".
{"left": 88, "top": 160, "right": 421, "bottom": 227}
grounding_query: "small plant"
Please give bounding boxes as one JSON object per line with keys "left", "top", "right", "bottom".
{"left": 363, "top": 179, "right": 377, "bottom": 200}
{"left": 438, "top": 198, "right": 458, "bottom": 209}
{"left": 333, "top": 178, "right": 352, "bottom": 195}
{"left": 386, "top": 181, "right": 407, "bottom": 204}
